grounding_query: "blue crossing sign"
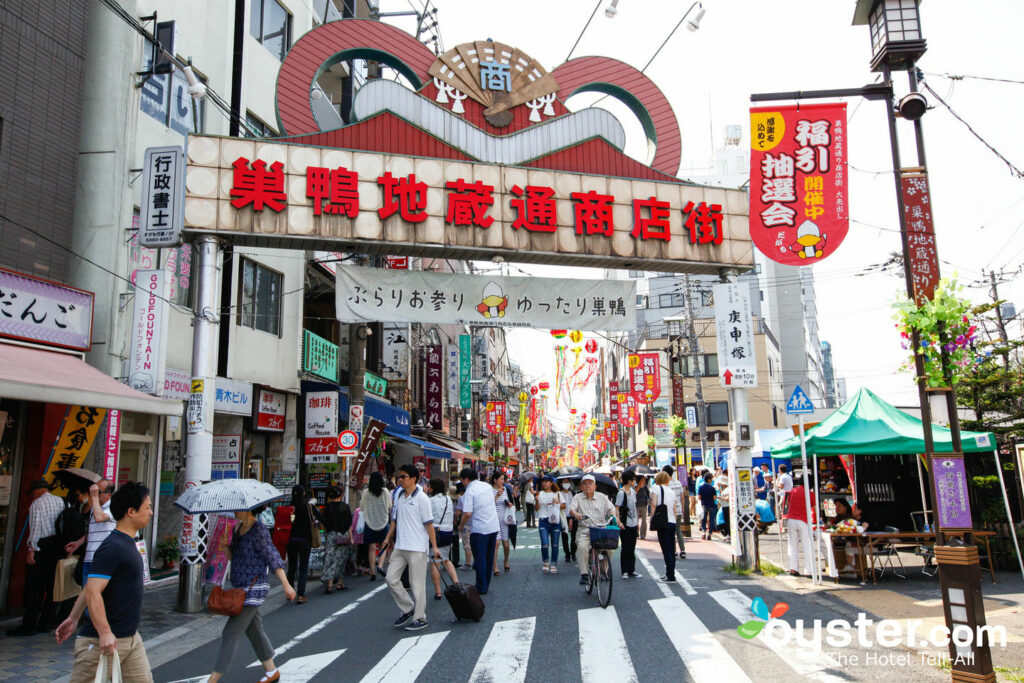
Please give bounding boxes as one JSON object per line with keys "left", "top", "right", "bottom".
{"left": 786, "top": 385, "right": 815, "bottom": 415}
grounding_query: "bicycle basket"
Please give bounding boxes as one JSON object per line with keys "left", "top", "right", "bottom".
{"left": 589, "top": 526, "right": 619, "bottom": 551}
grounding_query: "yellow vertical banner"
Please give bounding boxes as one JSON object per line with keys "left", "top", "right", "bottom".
{"left": 44, "top": 406, "right": 108, "bottom": 496}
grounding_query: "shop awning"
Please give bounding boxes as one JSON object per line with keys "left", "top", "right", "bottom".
{"left": 770, "top": 387, "right": 997, "bottom": 458}
{"left": 386, "top": 430, "right": 452, "bottom": 460}
{"left": 0, "top": 344, "right": 183, "bottom": 416}
{"left": 424, "top": 431, "right": 476, "bottom": 459}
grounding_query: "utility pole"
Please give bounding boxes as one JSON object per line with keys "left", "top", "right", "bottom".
{"left": 989, "top": 270, "right": 1011, "bottom": 369}
{"left": 684, "top": 274, "right": 709, "bottom": 461}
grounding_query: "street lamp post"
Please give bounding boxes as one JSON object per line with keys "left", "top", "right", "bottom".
{"left": 752, "top": 2, "right": 995, "bottom": 679}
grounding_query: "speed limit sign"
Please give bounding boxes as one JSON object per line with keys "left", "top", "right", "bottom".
{"left": 338, "top": 430, "right": 359, "bottom": 452}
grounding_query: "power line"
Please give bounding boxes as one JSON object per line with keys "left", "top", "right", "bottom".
{"left": 565, "top": 0, "right": 602, "bottom": 63}
{"left": 923, "top": 71, "right": 1024, "bottom": 86}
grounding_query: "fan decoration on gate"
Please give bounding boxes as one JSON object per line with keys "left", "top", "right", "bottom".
{"left": 553, "top": 331, "right": 601, "bottom": 409}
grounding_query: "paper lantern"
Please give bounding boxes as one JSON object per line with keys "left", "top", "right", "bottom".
{"left": 568, "top": 330, "right": 583, "bottom": 343}
{"left": 585, "top": 339, "right": 598, "bottom": 354}
{"left": 530, "top": 385, "right": 539, "bottom": 396}
{"left": 538, "top": 381, "right": 550, "bottom": 391}
{"left": 551, "top": 330, "right": 567, "bottom": 338}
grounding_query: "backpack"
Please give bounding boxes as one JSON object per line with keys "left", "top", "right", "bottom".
{"left": 54, "top": 503, "right": 86, "bottom": 547}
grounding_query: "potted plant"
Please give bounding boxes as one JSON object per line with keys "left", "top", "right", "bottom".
{"left": 645, "top": 435, "right": 657, "bottom": 454}
{"left": 470, "top": 438, "right": 484, "bottom": 454}
{"left": 156, "top": 535, "right": 180, "bottom": 570}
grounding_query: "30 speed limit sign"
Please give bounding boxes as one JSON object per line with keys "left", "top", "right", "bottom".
{"left": 337, "top": 430, "right": 359, "bottom": 452}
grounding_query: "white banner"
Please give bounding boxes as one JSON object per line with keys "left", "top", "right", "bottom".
{"left": 713, "top": 282, "right": 757, "bottom": 388}
{"left": 129, "top": 270, "right": 169, "bottom": 395}
{"left": 381, "top": 323, "right": 409, "bottom": 380}
{"left": 446, "top": 344, "right": 459, "bottom": 408}
{"left": 335, "top": 266, "right": 637, "bottom": 331}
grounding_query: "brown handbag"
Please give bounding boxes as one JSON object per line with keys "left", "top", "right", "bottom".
{"left": 308, "top": 503, "right": 322, "bottom": 549}
{"left": 207, "top": 563, "right": 258, "bottom": 617}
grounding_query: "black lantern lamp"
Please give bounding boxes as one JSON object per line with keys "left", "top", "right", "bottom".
{"left": 853, "top": 0, "right": 927, "bottom": 72}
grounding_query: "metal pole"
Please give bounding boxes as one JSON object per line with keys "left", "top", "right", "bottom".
{"left": 993, "top": 448, "right": 1024, "bottom": 582}
{"left": 915, "top": 453, "right": 930, "bottom": 529}
{"left": 179, "top": 235, "right": 220, "bottom": 612}
{"left": 684, "top": 274, "right": 709, "bottom": 462}
{"left": 812, "top": 452, "right": 821, "bottom": 585}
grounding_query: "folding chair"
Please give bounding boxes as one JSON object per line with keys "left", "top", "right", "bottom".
{"left": 875, "top": 526, "right": 907, "bottom": 579}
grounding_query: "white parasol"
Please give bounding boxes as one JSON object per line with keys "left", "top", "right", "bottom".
{"left": 173, "top": 479, "right": 286, "bottom": 514}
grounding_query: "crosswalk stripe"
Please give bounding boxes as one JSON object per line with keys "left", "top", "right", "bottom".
{"left": 708, "top": 589, "right": 843, "bottom": 682}
{"left": 358, "top": 630, "right": 450, "bottom": 683}
{"left": 649, "top": 596, "right": 752, "bottom": 683}
{"left": 468, "top": 617, "right": 535, "bottom": 683}
{"left": 279, "top": 649, "right": 346, "bottom": 682}
{"left": 636, "top": 549, "right": 697, "bottom": 595}
{"left": 578, "top": 606, "right": 638, "bottom": 683}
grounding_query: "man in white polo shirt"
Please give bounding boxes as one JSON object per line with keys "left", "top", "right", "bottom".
{"left": 457, "top": 467, "right": 499, "bottom": 595}
{"left": 382, "top": 464, "right": 441, "bottom": 631}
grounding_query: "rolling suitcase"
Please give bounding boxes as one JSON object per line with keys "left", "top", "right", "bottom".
{"left": 436, "top": 561, "right": 485, "bottom": 622}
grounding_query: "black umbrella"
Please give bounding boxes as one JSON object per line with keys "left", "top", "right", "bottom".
{"left": 625, "top": 464, "right": 656, "bottom": 475}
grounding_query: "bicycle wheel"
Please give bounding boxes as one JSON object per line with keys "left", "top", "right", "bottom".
{"left": 596, "top": 551, "right": 613, "bottom": 608}
{"left": 585, "top": 549, "right": 596, "bottom": 594}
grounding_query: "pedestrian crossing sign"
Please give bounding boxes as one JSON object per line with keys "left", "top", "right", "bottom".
{"left": 786, "top": 385, "right": 814, "bottom": 414}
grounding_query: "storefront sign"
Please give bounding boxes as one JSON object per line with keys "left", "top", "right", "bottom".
{"left": 128, "top": 269, "right": 169, "bottom": 395}
{"left": 486, "top": 402, "right": 506, "bottom": 434}
{"left": 214, "top": 377, "right": 253, "bottom": 415}
{"left": 609, "top": 381, "right": 620, "bottom": 423}
{"left": 184, "top": 136, "right": 752, "bottom": 275}
{"left": 900, "top": 173, "right": 939, "bottom": 306}
{"left": 446, "top": 344, "right": 460, "bottom": 407}
{"left": 305, "top": 391, "right": 338, "bottom": 462}
{"left": 933, "top": 455, "right": 972, "bottom": 531}
{"left": 352, "top": 417, "right": 386, "bottom": 483}
{"left": 162, "top": 367, "right": 191, "bottom": 401}
{"left": 651, "top": 397, "right": 672, "bottom": 446}
{"left": 43, "top": 406, "right": 108, "bottom": 496}
{"left": 628, "top": 352, "right": 661, "bottom": 403}
{"left": 212, "top": 434, "right": 241, "bottom": 480}
{"left": 426, "top": 344, "right": 443, "bottom": 429}
{"left": 381, "top": 323, "right": 409, "bottom": 380}
{"left": 139, "top": 145, "right": 186, "bottom": 248}
{"left": 303, "top": 329, "right": 338, "bottom": 382}
{"left": 459, "top": 334, "right": 472, "bottom": 410}
{"left": 103, "top": 410, "right": 121, "bottom": 484}
{"left": 364, "top": 371, "right": 388, "bottom": 397}
{"left": 0, "top": 268, "right": 94, "bottom": 351}
{"left": 129, "top": 220, "right": 191, "bottom": 304}
{"left": 672, "top": 376, "right": 685, "bottom": 417}
{"left": 385, "top": 256, "right": 409, "bottom": 269}
{"left": 187, "top": 379, "right": 209, "bottom": 434}
{"left": 713, "top": 282, "right": 757, "bottom": 388}
{"left": 257, "top": 389, "right": 286, "bottom": 432}
{"left": 336, "top": 266, "right": 636, "bottom": 331}
{"left": 749, "top": 102, "right": 848, "bottom": 265}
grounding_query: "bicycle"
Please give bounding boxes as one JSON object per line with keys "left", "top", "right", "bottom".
{"left": 580, "top": 515, "right": 618, "bottom": 609}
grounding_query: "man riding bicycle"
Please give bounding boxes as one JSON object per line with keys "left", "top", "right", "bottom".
{"left": 569, "top": 475, "right": 621, "bottom": 585}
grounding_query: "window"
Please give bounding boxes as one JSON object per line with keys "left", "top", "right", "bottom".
{"left": 244, "top": 112, "right": 278, "bottom": 138}
{"left": 628, "top": 270, "right": 644, "bottom": 278}
{"left": 707, "top": 401, "right": 729, "bottom": 426}
{"left": 678, "top": 353, "right": 717, "bottom": 377}
{"left": 140, "top": 63, "right": 205, "bottom": 136}
{"left": 238, "top": 258, "right": 282, "bottom": 335}
{"left": 657, "top": 293, "right": 683, "bottom": 308}
{"left": 251, "top": 0, "right": 292, "bottom": 61}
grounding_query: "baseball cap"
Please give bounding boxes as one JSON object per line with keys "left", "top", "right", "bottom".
{"left": 581, "top": 474, "right": 596, "bottom": 483}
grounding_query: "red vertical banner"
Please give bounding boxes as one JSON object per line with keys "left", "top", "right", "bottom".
{"left": 749, "top": 102, "right": 848, "bottom": 265}
{"left": 486, "top": 401, "right": 506, "bottom": 434}
{"left": 426, "top": 345, "right": 443, "bottom": 429}
{"left": 672, "top": 376, "right": 685, "bottom": 417}
{"left": 628, "top": 352, "right": 661, "bottom": 403}
{"left": 529, "top": 398, "right": 538, "bottom": 435}
{"left": 625, "top": 394, "right": 639, "bottom": 426}
{"left": 900, "top": 173, "right": 939, "bottom": 306}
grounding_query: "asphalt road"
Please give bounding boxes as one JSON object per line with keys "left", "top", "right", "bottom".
{"left": 154, "top": 524, "right": 951, "bottom": 682}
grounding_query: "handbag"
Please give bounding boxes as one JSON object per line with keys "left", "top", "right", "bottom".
{"left": 207, "top": 562, "right": 258, "bottom": 617}
{"left": 649, "top": 485, "right": 669, "bottom": 531}
{"left": 524, "top": 490, "right": 535, "bottom": 505}
{"left": 93, "top": 650, "right": 122, "bottom": 683}
{"left": 307, "top": 503, "right": 322, "bottom": 550}
{"left": 54, "top": 557, "right": 81, "bottom": 602}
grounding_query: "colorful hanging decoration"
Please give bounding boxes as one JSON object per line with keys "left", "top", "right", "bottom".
{"left": 568, "top": 330, "right": 583, "bottom": 344}
{"left": 585, "top": 338, "right": 598, "bottom": 354}
{"left": 551, "top": 330, "right": 567, "bottom": 339}
{"left": 538, "top": 381, "right": 550, "bottom": 391}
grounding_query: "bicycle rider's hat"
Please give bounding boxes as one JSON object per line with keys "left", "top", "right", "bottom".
{"left": 581, "top": 474, "right": 596, "bottom": 483}
{"left": 541, "top": 475, "right": 555, "bottom": 482}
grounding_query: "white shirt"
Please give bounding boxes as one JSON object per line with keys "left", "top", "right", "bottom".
{"left": 777, "top": 473, "right": 794, "bottom": 492}
{"left": 461, "top": 480, "right": 500, "bottom": 534}
{"left": 667, "top": 477, "right": 684, "bottom": 501}
{"left": 535, "top": 491, "right": 562, "bottom": 520}
{"left": 393, "top": 485, "right": 435, "bottom": 553}
{"left": 430, "top": 494, "right": 454, "bottom": 532}
{"left": 651, "top": 484, "right": 681, "bottom": 524}
{"left": 85, "top": 500, "right": 115, "bottom": 563}
{"left": 615, "top": 488, "right": 638, "bottom": 528}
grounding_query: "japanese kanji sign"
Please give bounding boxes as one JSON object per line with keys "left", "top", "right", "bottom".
{"left": 128, "top": 270, "right": 169, "bottom": 396}
{"left": 933, "top": 455, "right": 972, "bottom": 531}
{"left": 0, "top": 267, "right": 94, "bottom": 351}
{"left": 303, "top": 330, "right": 338, "bottom": 382}
{"left": 139, "top": 145, "right": 185, "bottom": 248}
{"left": 459, "top": 334, "right": 472, "bottom": 410}
{"left": 381, "top": 323, "right": 409, "bottom": 381}
{"left": 305, "top": 391, "right": 338, "bottom": 462}
{"left": 426, "top": 344, "right": 443, "bottom": 429}
{"left": 335, "top": 266, "right": 636, "bottom": 331}
{"left": 608, "top": 381, "right": 620, "bottom": 424}
{"left": 486, "top": 401, "right": 506, "bottom": 434}
{"left": 184, "top": 136, "right": 753, "bottom": 275}
{"left": 749, "top": 103, "right": 848, "bottom": 265}
{"left": 43, "top": 406, "right": 108, "bottom": 496}
{"left": 713, "top": 282, "right": 757, "bottom": 388}
{"left": 445, "top": 345, "right": 460, "bottom": 408}
{"left": 627, "top": 352, "right": 661, "bottom": 403}
{"left": 900, "top": 172, "right": 940, "bottom": 306}
{"left": 257, "top": 389, "right": 286, "bottom": 432}
{"left": 672, "top": 376, "right": 685, "bottom": 417}
{"left": 352, "top": 418, "right": 387, "bottom": 484}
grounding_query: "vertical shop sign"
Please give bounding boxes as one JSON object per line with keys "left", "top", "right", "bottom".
{"left": 129, "top": 269, "right": 169, "bottom": 395}
{"left": 103, "top": 410, "right": 121, "bottom": 484}
{"left": 139, "top": 146, "right": 185, "bottom": 248}
{"left": 900, "top": 173, "right": 940, "bottom": 306}
{"left": 933, "top": 456, "right": 972, "bottom": 531}
{"left": 352, "top": 418, "right": 386, "bottom": 485}
{"left": 426, "top": 344, "right": 443, "bottom": 428}
{"left": 256, "top": 389, "right": 285, "bottom": 431}
{"left": 672, "top": 376, "right": 685, "bottom": 417}
{"left": 486, "top": 402, "right": 506, "bottom": 434}
{"left": 609, "top": 381, "right": 620, "bottom": 423}
{"left": 713, "top": 282, "right": 757, "bottom": 388}
{"left": 43, "top": 406, "right": 108, "bottom": 496}
{"left": 749, "top": 102, "right": 848, "bottom": 265}
{"left": 304, "top": 391, "right": 338, "bottom": 463}
{"left": 459, "top": 334, "right": 472, "bottom": 409}
{"left": 211, "top": 434, "right": 241, "bottom": 480}
{"left": 381, "top": 323, "right": 409, "bottom": 380}
{"left": 446, "top": 344, "right": 460, "bottom": 407}
{"left": 628, "top": 352, "right": 661, "bottom": 403}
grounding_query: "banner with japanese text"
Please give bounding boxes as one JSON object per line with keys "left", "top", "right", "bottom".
{"left": 749, "top": 102, "right": 848, "bottom": 265}
{"left": 486, "top": 401, "right": 506, "bottom": 434}
{"left": 627, "top": 352, "right": 661, "bottom": 403}
{"left": 43, "top": 406, "right": 108, "bottom": 496}
{"left": 426, "top": 345, "right": 443, "bottom": 429}
{"left": 336, "top": 266, "right": 636, "bottom": 331}
{"left": 304, "top": 391, "right": 338, "bottom": 463}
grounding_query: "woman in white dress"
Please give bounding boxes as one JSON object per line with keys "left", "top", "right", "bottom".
{"left": 490, "top": 471, "right": 514, "bottom": 575}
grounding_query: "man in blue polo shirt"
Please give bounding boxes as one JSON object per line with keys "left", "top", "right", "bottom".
{"left": 56, "top": 481, "right": 153, "bottom": 683}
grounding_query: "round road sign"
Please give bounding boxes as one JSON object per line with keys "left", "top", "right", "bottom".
{"left": 337, "top": 430, "right": 359, "bottom": 450}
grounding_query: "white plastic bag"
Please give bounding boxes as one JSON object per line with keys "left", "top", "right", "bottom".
{"left": 94, "top": 651, "right": 122, "bottom": 683}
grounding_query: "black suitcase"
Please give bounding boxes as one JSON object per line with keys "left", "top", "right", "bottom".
{"left": 436, "top": 562, "right": 485, "bottom": 621}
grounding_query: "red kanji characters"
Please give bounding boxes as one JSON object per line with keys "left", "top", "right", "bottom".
{"left": 631, "top": 196, "right": 671, "bottom": 241}
{"left": 683, "top": 201, "right": 724, "bottom": 245}
{"left": 571, "top": 191, "right": 614, "bottom": 236}
{"left": 510, "top": 185, "right": 556, "bottom": 232}
{"left": 445, "top": 179, "right": 495, "bottom": 228}
{"left": 230, "top": 156, "right": 287, "bottom": 212}
{"left": 306, "top": 166, "right": 359, "bottom": 217}
{"left": 377, "top": 172, "right": 427, "bottom": 222}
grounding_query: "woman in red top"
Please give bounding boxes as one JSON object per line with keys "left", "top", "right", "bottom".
{"left": 784, "top": 474, "right": 817, "bottom": 577}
